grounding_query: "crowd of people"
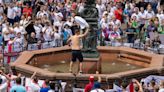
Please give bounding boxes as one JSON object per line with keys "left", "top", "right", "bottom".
{"left": 0, "top": 0, "right": 163, "bottom": 54}
{"left": 0, "top": 0, "right": 163, "bottom": 92}
{"left": 100, "top": 0, "right": 164, "bottom": 51}
{"left": 0, "top": 69, "right": 163, "bottom": 92}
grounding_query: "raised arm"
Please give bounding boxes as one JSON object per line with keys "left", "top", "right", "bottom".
{"left": 133, "top": 79, "right": 143, "bottom": 92}
{"left": 67, "top": 36, "right": 72, "bottom": 45}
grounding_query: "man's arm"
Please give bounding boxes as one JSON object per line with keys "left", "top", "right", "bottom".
{"left": 67, "top": 36, "right": 71, "bottom": 45}
{"left": 78, "top": 27, "right": 90, "bottom": 38}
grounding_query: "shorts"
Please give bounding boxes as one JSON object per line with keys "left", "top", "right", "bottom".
{"left": 72, "top": 50, "right": 83, "bottom": 62}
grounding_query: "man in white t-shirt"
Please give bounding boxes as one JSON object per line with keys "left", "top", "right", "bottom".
{"left": 13, "top": 2, "right": 21, "bottom": 21}
{"left": 138, "top": 7, "right": 147, "bottom": 26}
{"left": 36, "top": 7, "right": 49, "bottom": 18}
{"left": 156, "top": 9, "right": 164, "bottom": 24}
{"left": 110, "top": 16, "right": 121, "bottom": 28}
{"left": 100, "top": 11, "right": 109, "bottom": 28}
{"left": 2, "top": 22, "right": 14, "bottom": 45}
{"left": 74, "top": 16, "right": 89, "bottom": 30}
{"left": 42, "top": 22, "right": 53, "bottom": 42}
{"left": 7, "top": 4, "right": 15, "bottom": 25}
{"left": 145, "top": 5, "right": 155, "bottom": 22}
{"left": 159, "top": 81, "right": 164, "bottom": 92}
{"left": 13, "top": 32, "right": 24, "bottom": 52}
{"left": 14, "top": 22, "right": 26, "bottom": 36}
{"left": 0, "top": 70, "right": 8, "bottom": 92}
{"left": 53, "top": 26, "right": 62, "bottom": 47}
{"left": 96, "top": 0, "right": 106, "bottom": 18}
{"left": 34, "top": 20, "right": 42, "bottom": 39}
{"left": 131, "top": 7, "right": 140, "bottom": 22}
{"left": 29, "top": 78, "right": 41, "bottom": 92}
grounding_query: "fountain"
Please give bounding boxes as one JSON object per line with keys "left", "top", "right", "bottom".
{"left": 10, "top": 46, "right": 164, "bottom": 91}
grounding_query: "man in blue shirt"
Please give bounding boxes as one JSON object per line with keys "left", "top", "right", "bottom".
{"left": 40, "top": 80, "right": 50, "bottom": 92}
{"left": 10, "top": 77, "right": 26, "bottom": 92}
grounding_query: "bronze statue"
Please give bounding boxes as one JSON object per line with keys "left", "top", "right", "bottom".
{"left": 80, "top": 0, "right": 98, "bottom": 56}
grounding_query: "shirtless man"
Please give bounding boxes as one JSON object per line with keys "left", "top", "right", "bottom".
{"left": 67, "top": 27, "right": 89, "bottom": 74}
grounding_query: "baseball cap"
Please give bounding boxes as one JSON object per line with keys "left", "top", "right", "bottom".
{"left": 89, "top": 76, "right": 94, "bottom": 82}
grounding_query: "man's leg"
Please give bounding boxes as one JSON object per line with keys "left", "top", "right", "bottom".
{"left": 79, "top": 62, "right": 83, "bottom": 73}
{"left": 69, "top": 61, "right": 73, "bottom": 73}
{"left": 78, "top": 51, "right": 83, "bottom": 74}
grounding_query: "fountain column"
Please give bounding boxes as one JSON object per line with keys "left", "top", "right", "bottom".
{"left": 80, "top": 0, "right": 101, "bottom": 73}
{"left": 80, "top": 0, "right": 99, "bottom": 58}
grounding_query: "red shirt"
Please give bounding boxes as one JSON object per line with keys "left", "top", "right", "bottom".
{"left": 23, "top": 7, "right": 32, "bottom": 17}
{"left": 84, "top": 82, "right": 94, "bottom": 92}
{"left": 114, "top": 9, "right": 123, "bottom": 22}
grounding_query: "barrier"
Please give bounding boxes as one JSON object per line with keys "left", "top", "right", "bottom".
{"left": 1, "top": 40, "right": 63, "bottom": 64}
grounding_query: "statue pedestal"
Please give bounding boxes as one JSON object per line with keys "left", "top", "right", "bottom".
{"left": 82, "top": 57, "right": 101, "bottom": 74}
{"left": 82, "top": 51, "right": 99, "bottom": 58}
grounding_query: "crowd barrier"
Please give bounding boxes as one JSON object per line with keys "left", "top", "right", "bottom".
{"left": 1, "top": 40, "right": 63, "bottom": 64}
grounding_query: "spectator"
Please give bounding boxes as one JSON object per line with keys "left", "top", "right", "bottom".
{"left": 159, "top": 80, "right": 164, "bottom": 92}
{"left": 23, "top": 3, "right": 32, "bottom": 17}
{"left": 84, "top": 76, "right": 95, "bottom": 92}
{"left": 28, "top": 32, "right": 38, "bottom": 44}
{"left": 0, "top": 70, "right": 8, "bottom": 92}
{"left": 42, "top": 22, "right": 53, "bottom": 42}
{"left": 53, "top": 26, "right": 62, "bottom": 47}
{"left": 48, "top": 81, "right": 62, "bottom": 92}
{"left": 7, "top": 3, "right": 15, "bottom": 25}
{"left": 14, "top": 32, "right": 24, "bottom": 47}
{"left": 13, "top": 2, "right": 22, "bottom": 22}
{"left": 145, "top": 4, "right": 155, "bottom": 23}
{"left": 114, "top": 3, "right": 123, "bottom": 22}
{"left": 90, "top": 82, "right": 104, "bottom": 92}
{"left": 138, "top": 7, "right": 146, "bottom": 30}
{"left": 132, "top": 79, "right": 143, "bottom": 92}
{"left": 109, "top": 25, "right": 121, "bottom": 42}
{"left": 33, "top": 19, "right": 43, "bottom": 40}
{"left": 100, "top": 11, "right": 108, "bottom": 29}
{"left": 156, "top": 8, "right": 164, "bottom": 24}
{"left": 121, "top": 81, "right": 128, "bottom": 92}
{"left": 40, "top": 79, "right": 50, "bottom": 92}
{"left": 13, "top": 22, "right": 27, "bottom": 38}
{"left": 10, "top": 77, "right": 26, "bottom": 92}
{"left": 36, "top": 6, "right": 49, "bottom": 19}
{"left": 29, "top": 77, "right": 41, "bottom": 92}
{"left": 62, "top": 24, "right": 71, "bottom": 45}
{"left": 102, "top": 23, "right": 113, "bottom": 41}
{"left": 2, "top": 22, "right": 13, "bottom": 45}
{"left": 90, "top": 71, "right": 104, "bottom": 92}
{"left": 158, "top": 19, "right": 164, "bottom": 34}
{"left": 146, "top": 19, "right": 155, "bottom": 37}
{"left": 126, "top": 19, "right": 137, "bottom": 43}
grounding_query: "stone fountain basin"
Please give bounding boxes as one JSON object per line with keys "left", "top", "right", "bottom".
{"left": 10, "top": 46, "right": 164, "bottom": 90}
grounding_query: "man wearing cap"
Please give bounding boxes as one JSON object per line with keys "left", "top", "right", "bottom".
{"left": 84, "top": 76, "right": 95, "bottom": 92}
{"left": 85, "top": 71, "right": 102, "bottom": 92}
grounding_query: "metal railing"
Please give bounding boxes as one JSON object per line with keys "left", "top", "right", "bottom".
{"left": 0, "top": 39, "right": 63, "bottom": 64}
